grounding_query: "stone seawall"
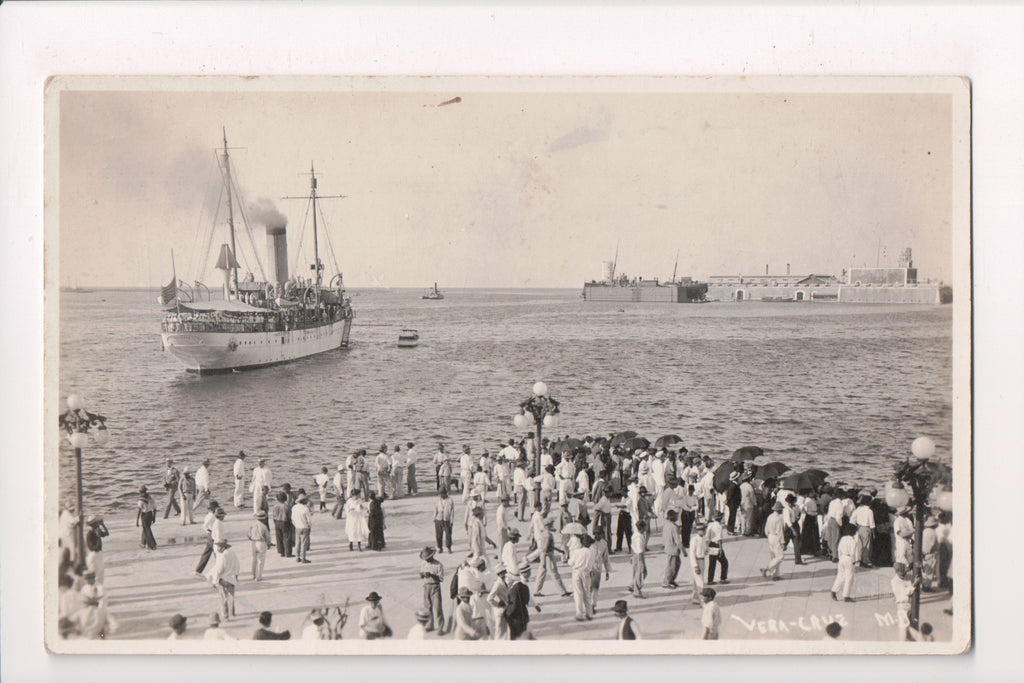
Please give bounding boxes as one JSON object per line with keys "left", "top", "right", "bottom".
{"left": 838, "top": 284, "right": 942, "bottom": 304}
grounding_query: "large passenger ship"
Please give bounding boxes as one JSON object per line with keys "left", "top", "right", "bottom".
{"left": 159, "top": 132, "right": 354, "bottom": 374}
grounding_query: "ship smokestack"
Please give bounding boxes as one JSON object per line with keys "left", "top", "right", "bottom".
{"left": 265, "top": 222, "right": 289, "bottom": 292}
{"left": 787, "top": 263, "right": 791, "bottom": 275}
{"left": 765, "top": 263, "right": 769, "bottom": 276}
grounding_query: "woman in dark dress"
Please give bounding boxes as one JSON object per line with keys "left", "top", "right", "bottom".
{"left": 800, "top": 491, "right": 821, "bottom": 555}
{"left": 367, "top": 493, "right": 386, "bottom": 551}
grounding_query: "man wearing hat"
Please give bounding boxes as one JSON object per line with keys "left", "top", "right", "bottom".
{"left": 291, "top": 494, "right": 313, "bottom": 563}
{"left": 84, "top": 516, "right": 109, "bottom": 585}
{"left": 358, "top": 592, "right": 391, "bottom": 639}
{"left": 500, "top": 527, "right": 522, "bottom": 582}
{"left": 505, "top": 561, "right": 540, "bottom": 640}
{"left": 418, "top": 546, "right": 445, "bottom": 633}
{"left": 207, "top": 539, "right": 239, "bottom": 620}
{"left": 374, "top": 444, "right": 391, "bottom": 499}
{"left": 487, "top": 563, "right": 511, "bottom": 640}
{"left": 453, "top": 587, "right": 481, "bottom": 640}
{"left": 921, "top": 516, "right": 940, "bottom": 591}
{"left": 893, "top": 507, "right": 914, "bottom": 570}
{"left": 613, "top": 599, "right": 641, "bottom": 640}
{"left": 496, "top": 495, "right": 514, "bottom": 547}
{"left": 762, "top": 501, "right": 786, "bottom": 580}
{"left": 249, "top": 458, "right": 273, "bottom": 514}
{"left": 850, "top": 493, "right": 876, "bottom": 568}
{"left": 195, "top": 503, "right": 226, "bottom": 576}
{"left": 167, "top": 613, "right": 188, "bottom": 640}
{"left": 687, "top": 522, "right": 708, "bottom": 603}
{"left": 136, "top": 485, "right": 158, "bottom": 550}
{"left": 661, "top": 509, "right": 682, "bottom": 589}
{"left": 194, "top": 458, "right": 212, "bottom": 513}
{"left": 705, "top": 511, "right": 730, "bottom": 585}
{"left": 830, "top": 523, "right": 857, "bottom": 603}
{"left": 203, "top": 612, "right": 235, "bottom": 640}
{"left": 162, "top": 459, "right": 182, "bottom": 519}
{"left": 247, "top": 510, "right": 272, "bottom": 580}
{"left": 233, "top": 451, "right": 247, "bottom": 509}
{"left": 725, "top": 471, "right": 743, "bottom": 535}
{"left": 177, "top": 467, "right": 196, "bottom": 525}
{"left": 407, "top": 608, "right": 432, "bottom": 640}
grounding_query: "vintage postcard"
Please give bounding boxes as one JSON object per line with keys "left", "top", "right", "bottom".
{"left": 44, "top": 75, "right": 971, "bottom": 654}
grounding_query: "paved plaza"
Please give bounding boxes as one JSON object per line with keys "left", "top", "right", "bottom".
{"left": 82, "top": 491, "right": 955, "bottom": 645}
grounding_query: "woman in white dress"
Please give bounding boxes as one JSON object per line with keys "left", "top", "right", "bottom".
{"left": 344, "top": 491, "right": 369, "bottom": 551}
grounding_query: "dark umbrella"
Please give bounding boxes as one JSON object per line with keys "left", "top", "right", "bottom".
{"left": 712, "top": 461, "right": 743, "bottom": 493}
{"left": 554, "top": 438, "right": 582, "bottom": 454}
{"left": 802, "top": 469, "right": 830, "bottom": 485}
{"left": 731, "top": 446, "right": 764, "bottom": 462}
{"left": 780, "top": 472, "right": 817, "bottom": 491}
{"left": 610, "top": 431, "right": 639, "bottom": 447}
{"left": 623, "top": 436, "right": 651, "bottom": 452}
{"left": 654, "top": 434, "right": 684, "bottom": 449}
{"left": 755, "top": 461, "right": 790, "bottom": 480}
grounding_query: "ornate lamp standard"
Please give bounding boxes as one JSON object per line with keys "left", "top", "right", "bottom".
{"left": 887, "top": 436, "right": 952, "bottom": 627}
{"left": 58, "top": 393, "right": 110, "bottom": 569}
{"left": 513, "top": 382, "right": 561, "bottom": 477}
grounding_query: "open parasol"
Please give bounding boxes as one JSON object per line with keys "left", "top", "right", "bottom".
{"left": 780, "top": 471, "right": 818, "bottom": 492}
{"left": 654, "top": 434, "right": 684, "bottom": 449}
{"left": 712, "top": 461, "right": 743, "bottom": 493}
{"left": 610, "top": 431, "right": 639, "bottom": 447}
{"left": 754, "top": 461, "right": 790, "bottom": 480}
{"left": 561, "top": 522, "right": 586, "bottom": 535}
{"left": 731, "top": 446, "right": 764, "bottom": 462}
{"left": 553, "top": 438, "right": 582, "bottom": 454}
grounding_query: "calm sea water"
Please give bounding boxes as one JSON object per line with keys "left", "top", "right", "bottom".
{"left": 58, "top": 289, "right": 952, "bottom": 514}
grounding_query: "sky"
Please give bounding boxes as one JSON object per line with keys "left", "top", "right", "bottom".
{"left": 56, "top": 79, "right": 956, "bottom": 289}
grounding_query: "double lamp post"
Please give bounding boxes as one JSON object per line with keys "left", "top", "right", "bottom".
{"left": 58, "top": 393, "right": 110, "bottom": 569}
{"left": 512, "top": 381, "right": 561, "bottom": 477}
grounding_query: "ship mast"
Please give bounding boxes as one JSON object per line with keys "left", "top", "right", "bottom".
{"left": 611, "top": 241, "right": 619, "bottom": 282}
{"left": 221, "top": 128, "right": 240, "bottom": 299}
{"left": 310, "top": 162, "right": 322, "bottom": 304}
{"left": 672, "top": 249, "right": 679, "bottom": 283}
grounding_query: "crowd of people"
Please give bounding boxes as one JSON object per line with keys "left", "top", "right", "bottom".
{"left": 56, "top": 433, "right": 954, "bottom": 642}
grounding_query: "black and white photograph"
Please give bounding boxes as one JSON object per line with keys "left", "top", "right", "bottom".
{"left": 44, "top": 75, "right": 970, "bottom": 655}
{"left": 4, "top": 3, "right": 1023, "bottom": 680}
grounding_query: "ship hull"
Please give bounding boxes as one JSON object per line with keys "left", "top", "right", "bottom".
{"left": 161, "top": 317, "right": 353, "bottom": 375}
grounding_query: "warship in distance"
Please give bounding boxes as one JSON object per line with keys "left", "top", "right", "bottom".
{"left": 159, "top": 131, "right": 354, "bottom": 374}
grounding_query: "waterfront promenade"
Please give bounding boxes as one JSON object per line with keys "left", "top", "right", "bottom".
{"left": 76, "top": 491, "right": 955, "bottom": 648}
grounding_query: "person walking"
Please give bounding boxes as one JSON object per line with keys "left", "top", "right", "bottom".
{"left": 700, "top": 587, "right": 721, "bottom": 640}
{"left": 459, "top": 445, "right": 474, "bottom": 502}
{"left": 233, "top": 451, "right": 247, "bottom": 509}
{"left": 830, "top": 523, "right": 857, "bottom": 603}
{"left": 162, "top": 460, "right": 182, "bottom": 519}
{"left": 358, "top": 592, "right": 392, "bottom": 639}
{"left": 505, "top": 562, "right": 540, "bottom": 640}
{"left": 782, "top": 494, "right": 804, "bottom": 565}
{"left": 661, "top": 509, "right": 682, "bottom": 589}
{"left": 177, "top": 469, "right": 196, "bottom": 525}
{"left": 688, "top": 522, "right": 708, "bottom": 604}
{"left": 613, "top": 600, "right": 641, "bottom": 639}
{"left": 705, "top": 511, "right": 730, "bottom": 585}
{"left": 487, "top": 563, "right": 511, "bottom": 640}
{"left": 568, "top": 536, "right": 593, "bottom": 621}
{"left": 419, "top": 547, "right": 445, "bottom": 633}
{"left": 629, "top": 520, "right": 648, "bottom": 599}
{"left": 135, "top": 485, "right": 158, "bottom": 550}
{"left": 247, "top": 510, "right": 271, "bottom": 580}
{"left": 193, "top": 459, "right": 212, "bottom": 513}
{"left": 527, "top": 518, "right": 569, "bottom": 597}
{"left": 206, "top": 540, "right": 239, "bottom": 621}
{"left": 292, "top": 494, "right": 312, "bottom": 563}
{"left": 453, "top": 587, "right": 482, "bottom": 640}
{"left": 762, "top": 501, "right": 786, "bottom": 580}
{"left": 613, "top": 500, "right": 633, "bottom": 554}
{"left": 433, "top": 488, "right": 455, "bottom": 554}
{"left": 192, "top": 501, "right": 220, "bottom": 575}
{"left": 590, "top": 529, "right": 612, "bottom": 614}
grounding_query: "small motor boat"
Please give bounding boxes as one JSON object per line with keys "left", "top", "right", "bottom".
{"left": 398, "top": 329, "right": 420, "bottom": 348}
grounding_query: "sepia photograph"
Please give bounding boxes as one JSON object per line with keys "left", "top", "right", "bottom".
{"left": 44, "top": 74, "right": 971, "bottom": 655}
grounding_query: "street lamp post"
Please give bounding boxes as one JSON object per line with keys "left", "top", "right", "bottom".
{"left": 890, "top": 435, "right": 950, "bottom": 628}
{"left": 58, "top": 393, "right": 110, "bottom": 570}
{"left": 513, "top": 381, "right": 561, "bottom": 477}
